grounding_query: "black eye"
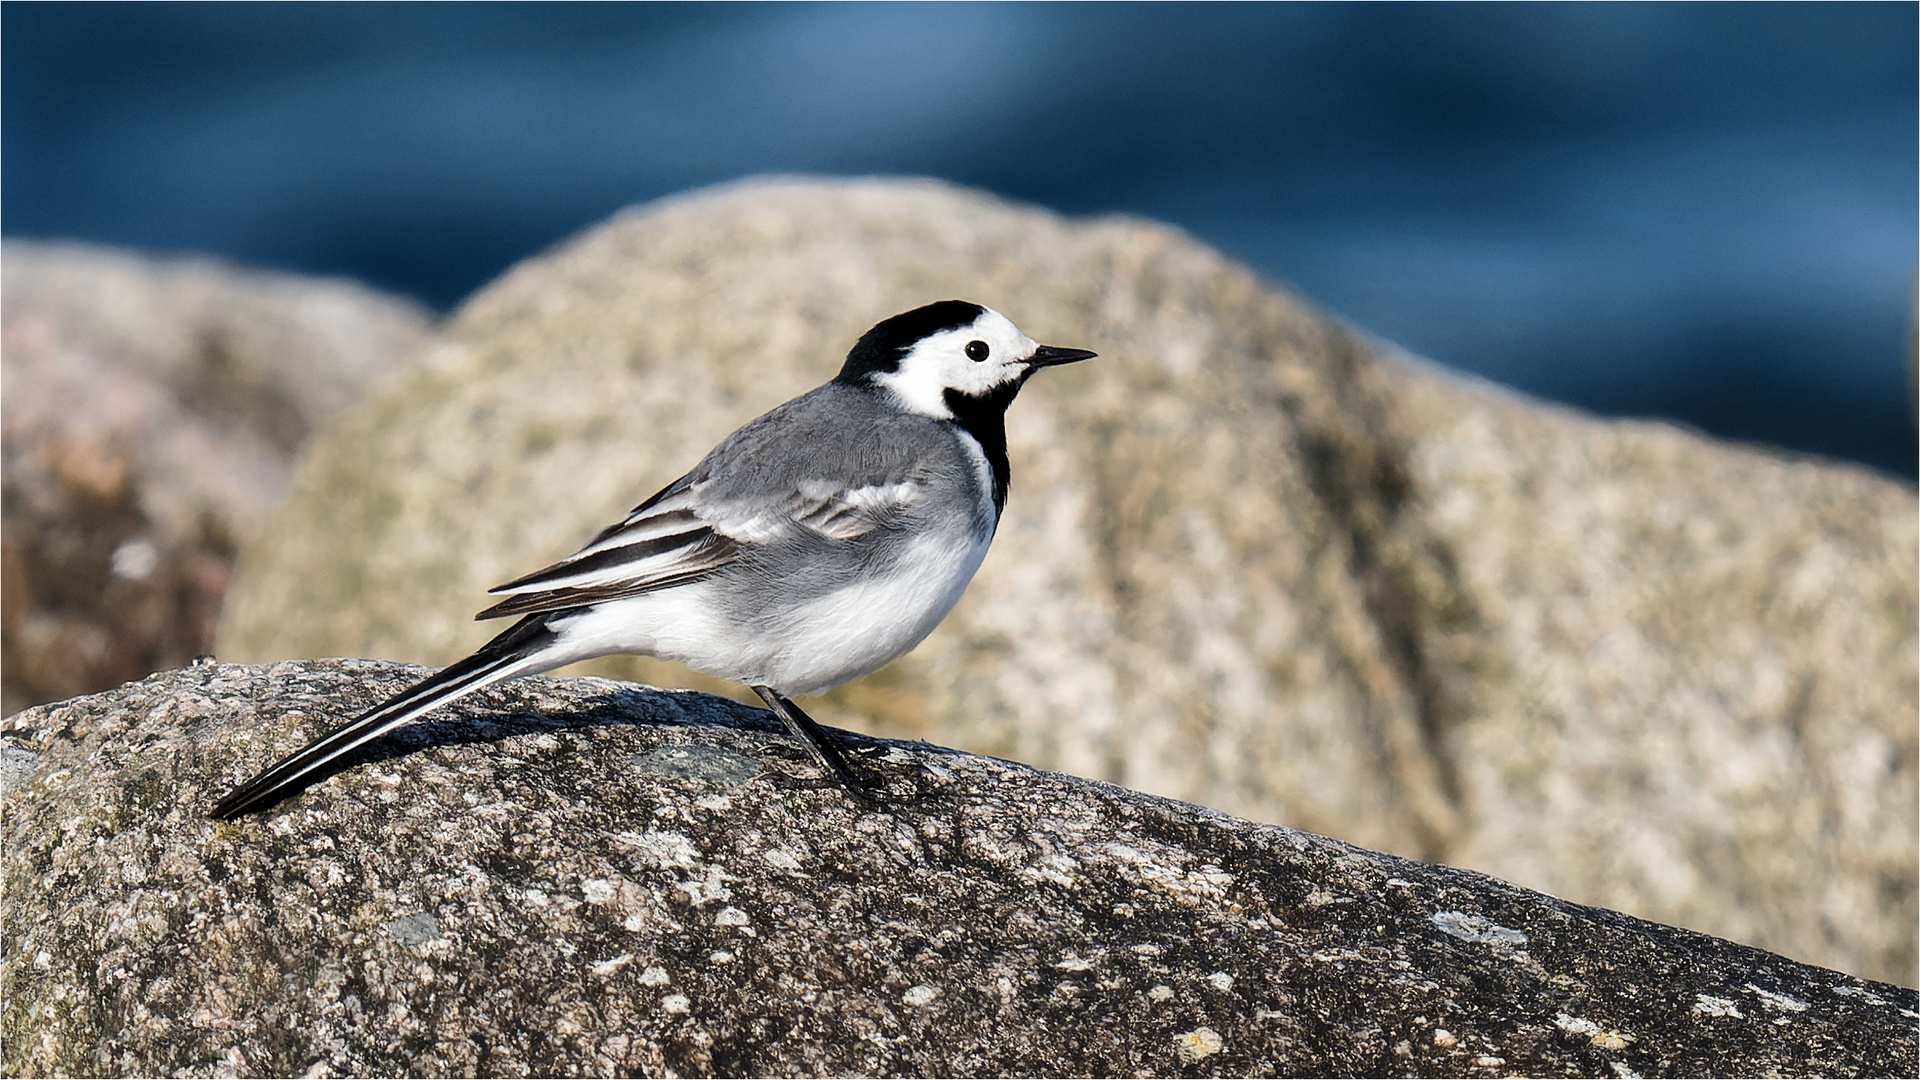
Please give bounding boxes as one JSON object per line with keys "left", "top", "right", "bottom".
{"left": 965, "top": 340, "right": 990, "bottom": 362}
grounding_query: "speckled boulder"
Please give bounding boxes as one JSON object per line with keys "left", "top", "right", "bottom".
{"left": 215, "top": 177, "right": 1917, "bottom": 986}
{"left": 3, "top": 661, "right": 1915, "bottom": 1077}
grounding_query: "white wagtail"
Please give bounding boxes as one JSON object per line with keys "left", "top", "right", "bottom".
{"left": 211, "top": 301, "right": 1094, "bottom": 817}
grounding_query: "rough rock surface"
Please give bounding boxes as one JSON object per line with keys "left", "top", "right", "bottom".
{"left": 1, "top": 242, "right": 432, "bottom": 717}
{"left": 3, "top": 661, "right": 1914, "bottom": 1078}
{"left": 215, "top": 178, "right": 1917, "bottom": 986}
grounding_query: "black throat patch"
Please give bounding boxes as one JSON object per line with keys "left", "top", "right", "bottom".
{"left": 942, "top": 379, "right": 1026, "bottom": 516}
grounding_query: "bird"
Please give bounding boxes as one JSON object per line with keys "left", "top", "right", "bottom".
{"left": 210, "top": 300, "right": 1095, "bottom": 818}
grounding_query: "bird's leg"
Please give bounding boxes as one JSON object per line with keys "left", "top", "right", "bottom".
{"left": 750, "top": 686, "right": 880, "bottom": 804}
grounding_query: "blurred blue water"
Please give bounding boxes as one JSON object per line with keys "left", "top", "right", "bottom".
{"left": 5, "top": 2, "right": 1913, "bottom": 477}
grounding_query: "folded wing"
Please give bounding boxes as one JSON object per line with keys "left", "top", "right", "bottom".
{"left": 474, "top": 473, "right": 926, "bottom": 620}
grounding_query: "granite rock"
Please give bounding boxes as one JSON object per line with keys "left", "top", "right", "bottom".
{"left": 3, "top": 661, "right": 1914, "bottom": 1078}
{"left": 215, "top": 178, "right": 1918, "bottom": 985}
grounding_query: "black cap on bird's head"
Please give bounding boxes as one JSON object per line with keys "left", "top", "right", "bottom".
{"left": 837, "top": 300, "right": 990, "bottom": 383}
{"left": 834, "top": 301, "right": 1095, "bottom": 514}
{"left": 834, "top": 300, "right": 1095, "bottom": 412}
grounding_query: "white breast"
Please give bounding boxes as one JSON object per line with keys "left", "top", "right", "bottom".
{"left": 754, "top": 525, "right": 992, "bottom": 696}
{"left": 753, "top": 431, "right": 999, "bottom": 693}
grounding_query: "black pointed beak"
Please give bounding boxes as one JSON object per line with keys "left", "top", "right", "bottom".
{"left": 1026, "top": 345, "right": 1097, "bottom": 368}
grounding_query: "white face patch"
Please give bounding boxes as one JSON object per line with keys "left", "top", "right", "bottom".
{"left": 869, "top": 307, "right": 1040, "bottom": 418}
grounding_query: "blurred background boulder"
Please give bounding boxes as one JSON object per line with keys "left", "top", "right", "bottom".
{"left": 217, "top": 178, "right": 1916, "bottom": 986}
{"left": 0, "top": 242, "right": 431, "bottom": 716}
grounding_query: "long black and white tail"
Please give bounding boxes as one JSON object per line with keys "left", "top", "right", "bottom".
{"left": 210, "top": 617, "right": 560, "bottom": 819}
